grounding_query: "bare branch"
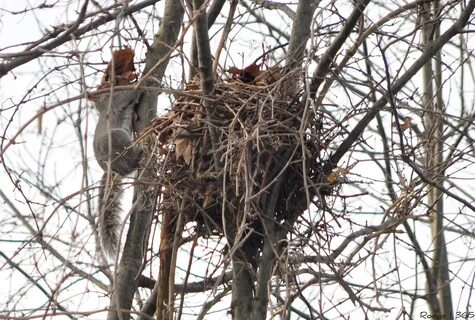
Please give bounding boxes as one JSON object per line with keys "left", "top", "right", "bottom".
{"left": 0, "top": 0, "right": 161, "bottom": 78}
{"left": 285, "top": 0, "right": 317, "bottom": 68}
{"left": 192, "top": 0, "right": 215, "bottom": 94}
{"left": 252, "top": 0, "right": 296, "bottom": 20}
{"left": 324, "top": 0, "right": 475, "bottom": 173}
{"left": 309, "top": 0, "right": 371, "bottom": 98}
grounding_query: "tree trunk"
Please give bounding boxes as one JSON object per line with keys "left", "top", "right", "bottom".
{"left": 421, "top": 1, "right": 452, "bottom": 316}
{"left": 106, "top": 1, "right": 184, "bottom": 319}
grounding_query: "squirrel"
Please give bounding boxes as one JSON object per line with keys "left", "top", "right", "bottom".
{"left": 92, "top": 47, "right": 142, "bottom": 258}
{"left": 93, "top": 90, "right": 142, "bottom": 258}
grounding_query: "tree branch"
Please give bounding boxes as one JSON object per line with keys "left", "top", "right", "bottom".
{"left": 0, "top": 251, "right": 76, "bottom": 320}
{"left": 0, "top": 0, "right": 161, "bottom": 78}
{"left": 284, "top": 0, "right": 316, "bottom": 68}
{"left": 253, "top": 0, "right": 296, "bottom": 20}
{"left": 309, "top": 0, "right": 371, "bottom": 98}
{"left": 192, "top": 0, "right": 215, "bottom": 94}
{"left": 106, "top": 2, "right": 185, "bottom": 320}
{"left": 189, "top": 0, "right": 227, "bottom": 78}
{"left": 192, "top": 0, "right": 222, "bottom": 171}
{"left": 323, "top": 0, "right": 475, "bottom": 174}
{"left": 0, "top": 189, "right": 108, "bottom": 291}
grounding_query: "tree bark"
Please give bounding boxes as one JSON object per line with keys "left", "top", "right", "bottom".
{"left": 106, "top": 1, "right": 184, "bottom": 320}
{"left": 422, "top": 0, "right": 453, "bottom": 316}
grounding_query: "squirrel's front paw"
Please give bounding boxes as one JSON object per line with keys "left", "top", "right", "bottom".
{"left": 115, "top": 145, "right": 141, "bottom": 175}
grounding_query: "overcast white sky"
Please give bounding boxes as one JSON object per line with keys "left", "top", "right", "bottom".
{"left": 1, "top": 1, "right": 475, "bottom": 319}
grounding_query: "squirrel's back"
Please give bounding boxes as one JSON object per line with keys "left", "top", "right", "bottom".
{"left": 93, "top": 90, "right": 141, "bottom": 259}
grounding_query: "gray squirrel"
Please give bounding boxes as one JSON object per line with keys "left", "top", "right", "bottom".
{"left": 93, "top": 89, "right": 142, "bottom": 258}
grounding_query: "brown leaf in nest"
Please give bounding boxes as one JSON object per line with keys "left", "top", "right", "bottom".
{"left": 101, "top": 47, "right": 137, "bottom": 86}
{"left": 186, "top": 79, "right": 201, "bottom": 91}
{"left": 174, "top": 128, "right": 194, "bottom": 165}
{"left": 228, "top": 62, "right": 262, "bottom": 83}
{"left": 175, "top": 138, "right": 194, "bottom": 165}
{"left": 174, "top": 83, "right": 202, "bottom": 101}
{"left": 254, "top": 66, "right": 283, "bottom": 85}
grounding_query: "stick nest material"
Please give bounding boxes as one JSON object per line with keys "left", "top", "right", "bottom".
{"left": 149, "top": 66, "right": 325, "bottom": 236}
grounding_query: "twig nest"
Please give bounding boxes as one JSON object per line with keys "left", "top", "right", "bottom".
{"left": 150, "top": 65, "right": 324, "bottom": 236}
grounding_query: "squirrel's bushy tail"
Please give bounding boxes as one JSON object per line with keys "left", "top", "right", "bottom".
{"left": 98, "top": 172, "right": 123, "bottom": 258}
